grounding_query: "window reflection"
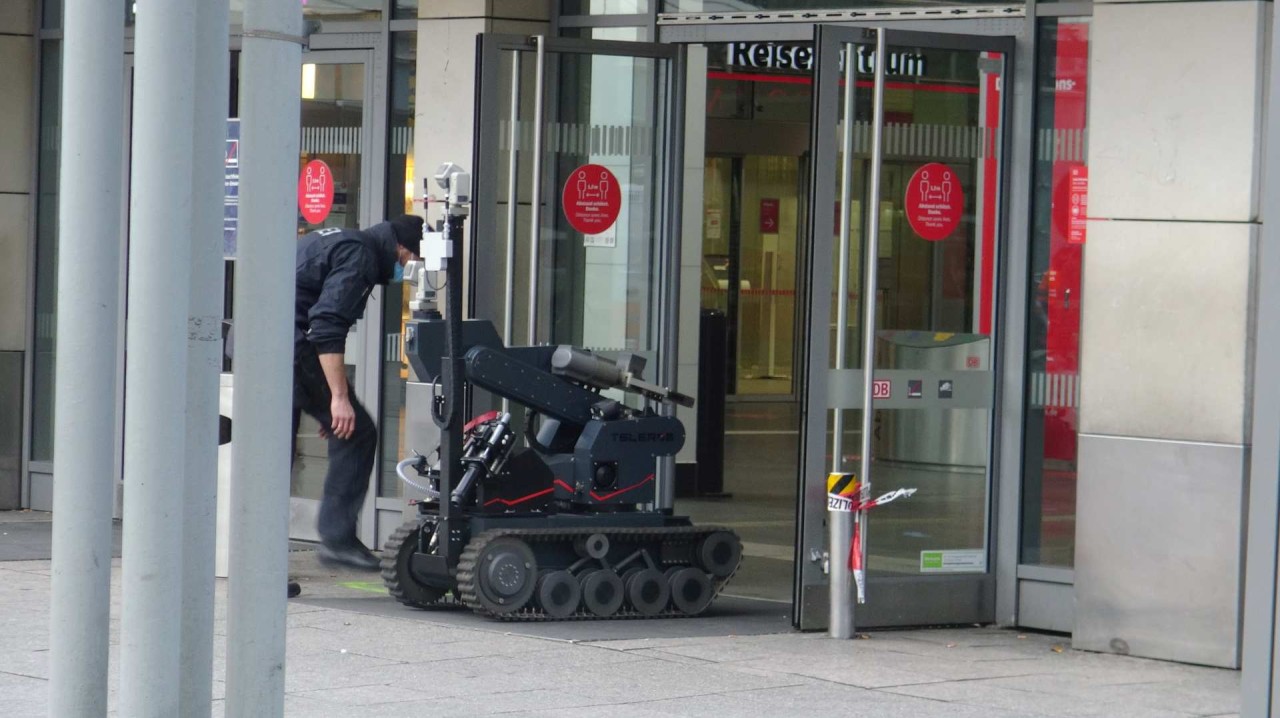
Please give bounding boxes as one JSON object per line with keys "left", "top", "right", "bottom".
{"left": 1020, "top": 18, "right": 1089, "bottom": 569}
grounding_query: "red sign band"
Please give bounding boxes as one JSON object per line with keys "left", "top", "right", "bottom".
{"left": 905, "top": 162, "right": 963, "bottom": 242}
{"left": 298, "top": 159, "right": 335, "bottom": 225}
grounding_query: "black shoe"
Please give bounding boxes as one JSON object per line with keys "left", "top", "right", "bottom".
{"left": 318, "top": 540, "right": 381, "bottom": 572}
{"left": 287, "top": 581, "right": 301, "bottom": 598}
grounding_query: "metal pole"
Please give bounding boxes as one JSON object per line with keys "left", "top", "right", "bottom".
{"left": 225, "top": 0, "right": 303, "bottom": 714}
{"left": 48, "top": 0, "right": 124, "bottom": 713}
{"left": 856, "top": 27, "right": 889, "bottom": 608}
{"left": 828, "top": 41, "right": 858, "bottom": 640}
{"left": 119, "top": 0, "right": 198, "bottom": 713}
{"left": 504, "top": 51, "right": 521, "bottom": 358}
{"left": 527, "top": 36, "right": 546, "bottom": 346}
{"left": 181, "top": 0, "right": 230, "bottom": 713}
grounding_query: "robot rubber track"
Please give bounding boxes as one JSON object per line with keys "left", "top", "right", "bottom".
{"left": 384, "top": 522, "right": 743, "bottom": 621}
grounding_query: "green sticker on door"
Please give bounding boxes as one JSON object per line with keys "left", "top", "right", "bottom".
{"left": 920, "top": 549, "right": 986, "bottom": 573}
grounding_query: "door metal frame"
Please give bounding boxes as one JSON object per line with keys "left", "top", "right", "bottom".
{"left": 795, "top": 25, "right": 1017, "bottom": 631}
{"left": 470, "top": 33, "right": 687, "bottom": 506}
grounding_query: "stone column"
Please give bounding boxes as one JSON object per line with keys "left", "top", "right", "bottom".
{"left": 1074, "top": 0, "right": 1267, "bottom": 668}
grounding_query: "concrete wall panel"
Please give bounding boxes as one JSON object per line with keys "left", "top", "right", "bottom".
{"left": 1075, "top": 433, "right": 1244, "bottom": 667}
{"left": 492, "top": 0, "right": 553, "bottom": 21}
{"left": 1088, "top": 1, "right": 1265, "bottom": 222}
{"left": 0, "top": 0, "right": 35, "bottom": 35}
{"left": 1078, "top": 219, "right": 1252, "bottom": 444}
{"left": 0, "top": 352, "right": 21, "bottom": 509}
{"left": 0, "top": 194, "right": 30, "bottom": 352}
{"left": 0, "top": 35, "right": 35, "bottom": 194}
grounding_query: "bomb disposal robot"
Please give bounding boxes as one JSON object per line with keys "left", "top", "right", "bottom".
{"left": 382, "top": 164, "right": 742, "bottom": 620}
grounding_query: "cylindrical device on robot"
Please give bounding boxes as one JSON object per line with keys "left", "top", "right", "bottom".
{"left": 551, "top": 346, "right": 624, "bottom": 389}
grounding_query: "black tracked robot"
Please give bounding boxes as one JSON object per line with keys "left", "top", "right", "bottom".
{"left": 381, "top": 164, "right": 742, "bottom": 620}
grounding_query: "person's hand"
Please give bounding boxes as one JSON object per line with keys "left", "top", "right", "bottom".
{"left": 318, "top": 425, "right": 331, "bottom": 440}
{"left": 329, "top": 395, "right": 356, "bottom": 440}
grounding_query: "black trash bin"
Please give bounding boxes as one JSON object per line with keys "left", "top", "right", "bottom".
{"left": 677, "top": 309, "right": 730, "bottom": 498}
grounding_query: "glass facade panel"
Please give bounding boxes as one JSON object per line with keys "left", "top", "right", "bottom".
{"left": 31, "top": 41, "right": 62, "bottom": 462}
{"left": 1020, "top": 18, "right": 1089, "bottom": 569}
{"left": 394, "top": 0, "right": 417, "bottom": 20}
{"left": 562, "top": 0, "right": 650, "bottom": 15}
{"left": 665, "top": 0, "right": 1007, "bottom": 10}
{"left": 379, "top": 32, "right": 416, "bottom": 499}
{"left": 43, "top": 0, "right": 62, "bottom": 29}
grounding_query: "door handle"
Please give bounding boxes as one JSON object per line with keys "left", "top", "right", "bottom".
{"left": 810, "top": 548, "right": 830, "bottom": 575}
{"left": 1064, "top": 288, "right": 1071, "bottom": 310}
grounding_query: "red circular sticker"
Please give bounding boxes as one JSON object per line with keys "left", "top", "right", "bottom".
{"left": 905, "top": 162, "right": 963, "bottom": 241}
{"left": 562, "top": 164, "right": 621, "bottom": 235}
{"left": 298, "top": 159, "right": 335, "bottom": 225}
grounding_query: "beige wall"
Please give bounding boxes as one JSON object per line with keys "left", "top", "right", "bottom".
{"left": 0, "top": 1, "right": 36, "bottom": 352}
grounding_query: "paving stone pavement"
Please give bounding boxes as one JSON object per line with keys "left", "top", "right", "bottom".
{"left": 0, "top": 555, "right": 1242, "bottom": 718}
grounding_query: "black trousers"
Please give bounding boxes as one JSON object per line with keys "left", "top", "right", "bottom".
{"left": 292, "top": 344, "right": 377, "bottom": 547}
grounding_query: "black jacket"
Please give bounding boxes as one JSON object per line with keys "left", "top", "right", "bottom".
{"left": 295, "top": 222, "right": 399, "bottom": 355}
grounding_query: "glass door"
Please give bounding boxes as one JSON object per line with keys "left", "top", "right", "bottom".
{"left": 471, "top": 35, "right": 686, "bottom": 504}
{"left": 796, "top": 26, "right": 1013, "bottom": 630}
{"left": 290, "top": 50, "right": 376, "bottom": 541}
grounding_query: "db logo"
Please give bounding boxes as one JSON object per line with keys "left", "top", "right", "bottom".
{"left": 872, "top": 379, "right": 891, "bottom": 399}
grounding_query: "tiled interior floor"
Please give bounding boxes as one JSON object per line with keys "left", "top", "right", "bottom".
{"left": 679, "top": 400, "right": 800, "bottom": 604}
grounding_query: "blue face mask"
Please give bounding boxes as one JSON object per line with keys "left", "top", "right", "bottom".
{"left": 393, "top": 262, "right": 404, "bottom": 282}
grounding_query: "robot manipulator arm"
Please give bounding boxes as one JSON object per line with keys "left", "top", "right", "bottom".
{"left": 549, "top": 346, "right": 695, "bottom": 409}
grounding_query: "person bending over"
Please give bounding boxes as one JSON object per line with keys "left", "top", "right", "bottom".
{"left": 293, "top": 214, "right": 422, "bottom": 570}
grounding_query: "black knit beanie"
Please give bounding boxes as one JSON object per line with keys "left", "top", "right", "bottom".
{"left": 389, "top": 214, "right": 424, "bottom": 257}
